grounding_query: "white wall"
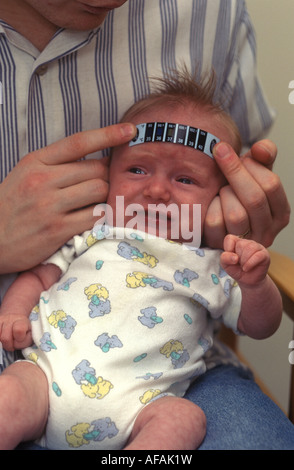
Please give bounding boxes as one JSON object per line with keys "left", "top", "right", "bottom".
{"left": 246, "top": 0, "right": 294, "bottom": 258}
{"left": 239, "top": 0, "right": 294, "bottom": 413}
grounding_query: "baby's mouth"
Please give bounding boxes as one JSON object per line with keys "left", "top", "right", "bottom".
{"left": 144, "top": 208, "right": 172, "bottom": 224}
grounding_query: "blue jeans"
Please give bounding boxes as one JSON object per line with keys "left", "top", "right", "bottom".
{"left": 186, "top": 364, "right": 294, "bottom": 450}
{"left": 16, "top": 364, "right": 294, "bottom": 450}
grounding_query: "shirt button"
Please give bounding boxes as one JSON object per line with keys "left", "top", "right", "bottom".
{"left": 37, "top": 65, "right": 48, "bottom": 76}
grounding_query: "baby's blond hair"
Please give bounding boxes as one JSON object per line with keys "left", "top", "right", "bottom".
{"left": 120, "top": 65, "right": 242, "bottom": 154}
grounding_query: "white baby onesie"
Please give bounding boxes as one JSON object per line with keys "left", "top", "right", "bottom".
{"left": 23, "top": 227, "right": 241, "bottom": 449}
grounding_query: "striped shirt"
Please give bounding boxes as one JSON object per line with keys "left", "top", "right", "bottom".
{"left": 0, "top": 0, "right": 274, "bottom": 183}
{"left": 0, "top": 0, "right": 271, "bottom": 373}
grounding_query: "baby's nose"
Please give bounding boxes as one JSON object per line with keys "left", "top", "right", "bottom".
{"left": 143, "top": 178, "right": 171, "bottom": 202}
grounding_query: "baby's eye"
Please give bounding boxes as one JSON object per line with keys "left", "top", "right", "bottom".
{"left": 177, "top": 177, "right": 194, "bottom": 185}
{"left": 129, "top": 167, "right": 145, "bottom": 175}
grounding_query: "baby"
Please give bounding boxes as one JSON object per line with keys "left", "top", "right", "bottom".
{"left": 0, "top": 69, "right": 282, "bottom": 450}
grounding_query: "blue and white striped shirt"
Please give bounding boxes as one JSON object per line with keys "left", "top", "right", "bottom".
{"left": 0, "top": 0, "right": 274, "bottom": 182}
{"left": 0, "top": 0, "right": 274, "bottom": 373}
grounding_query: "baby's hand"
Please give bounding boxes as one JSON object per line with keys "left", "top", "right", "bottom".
{"left": 0, "top": 314, "right": 32, "bottom": 351}
{"left": 220, "top": 234, "right": 270, "bottom": 286}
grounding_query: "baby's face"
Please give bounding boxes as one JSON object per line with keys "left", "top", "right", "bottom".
{"left": 107, "top": 104, "right": 236, "bottom": 244}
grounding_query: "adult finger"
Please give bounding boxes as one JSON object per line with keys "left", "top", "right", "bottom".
{"left": 52, "top": 204, "right": 106, "bottom": 244}
{"left": 242, "top": 157, "right": 290, "bottom": 230}
{"left": 218, "top": 185, "right": 252, "bottom": 237}
{"left": 213, "top": 142, "right": 272, "bottom": 239}
{"left": 203, "top": 195, "right": 226, "bottom": 248}
{"left": 57, "top": 177, "right": 110, "bottom": 212}
{"left": 56, "top": 156, "right": 109, "bottom": 189}
{"left": 36, "top": 123, "right": 137, "bottom": 165}
{"left": 241, "top": 139, "right": 277, "bottom": 170}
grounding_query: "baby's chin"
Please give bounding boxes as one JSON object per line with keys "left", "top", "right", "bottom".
{"left": 106, "top": 208, "right": 202, "bottom": 246}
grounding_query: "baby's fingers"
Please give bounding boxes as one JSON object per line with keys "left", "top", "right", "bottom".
{"left": 223, "top": 234, "right": 239, "bottom": 253}
{"left": 12, "top": 319, "right": 32, "bottom": 349}
{"left": 240, "top": 248, "right": 270, "bottom": 273}
{"left": 0, "top": 327, "right": 14, "bottom": 351}
{"left": 220, "top": 251, "right": 239, "bottom": 268}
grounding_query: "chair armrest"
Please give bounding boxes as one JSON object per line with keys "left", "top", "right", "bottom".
{"left": 267, "top": 250, "right": 294, "bottom": 423}
{"left": 268, "top": 250, "right": 294, "bottom": 322}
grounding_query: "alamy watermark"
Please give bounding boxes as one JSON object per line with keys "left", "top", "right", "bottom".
{"left": 289, "top": 80, "right": 294, "bottom": 105}
{"left": 289, "top": 340, "right": 294, "bottom": 365}
{"left": 93, "top": 196, "right": 201, "bottom": 247}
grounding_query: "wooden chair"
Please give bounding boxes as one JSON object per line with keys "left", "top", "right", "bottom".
{"left": 268, "top": 250, "right": 294, "bottom": 423}
{"left": 219, "top": 249, "right": 294, "bottom": 423}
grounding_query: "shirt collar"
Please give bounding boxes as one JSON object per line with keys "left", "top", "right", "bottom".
{"left": 0, "top": 20, "right": 99, "bottom": 62}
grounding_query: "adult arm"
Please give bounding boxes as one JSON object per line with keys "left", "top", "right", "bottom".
{"left": 0, "top": 123, "right": 136, "bottom": 274}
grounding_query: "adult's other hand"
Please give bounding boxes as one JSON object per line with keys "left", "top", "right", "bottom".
{"left": 0, "top": 123, "right": 136, "bottom": 273}
{"left": 204, "top": 139, "right": 290, "bottom": 248}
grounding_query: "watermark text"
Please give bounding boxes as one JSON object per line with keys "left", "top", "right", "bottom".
{"left": 289, "top": 80, "right": 294, "bottom": 105}
{"left": 93, "top": 196, "right": 201, "bottom": 247}
{"left": 289, "top": 340, "right": 294, "bottom": 365}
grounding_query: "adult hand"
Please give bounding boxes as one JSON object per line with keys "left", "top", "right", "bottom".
{"left": 0, "top": 123, "right": 136, "bottom": 273}
{"left": 204, "top": 139, "right": 290, "bottom": 248}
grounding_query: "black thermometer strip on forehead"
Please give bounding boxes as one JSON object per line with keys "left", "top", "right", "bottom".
{"left": 129, "top": 122, "right": 220, "bottom": 159}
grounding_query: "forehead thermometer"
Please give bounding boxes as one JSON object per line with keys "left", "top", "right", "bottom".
{"left": 129, "top": 122, "right": 220, "bottom": 159}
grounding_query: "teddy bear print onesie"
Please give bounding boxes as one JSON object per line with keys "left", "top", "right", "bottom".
{"left": 22, "top": 226, "right": 241, "bottom": 449}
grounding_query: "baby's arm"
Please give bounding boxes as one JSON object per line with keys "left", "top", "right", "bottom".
{"left": 220, "top": 234, "right": 282, "bottom": 339}
{"left": 0, "top": 263, "right": 61, "bottom": 350}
